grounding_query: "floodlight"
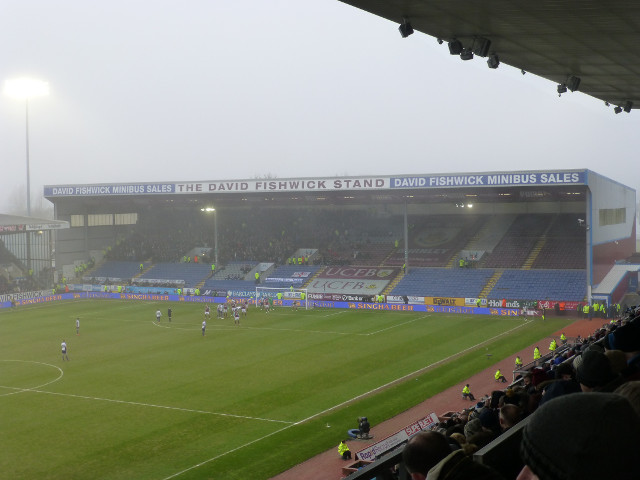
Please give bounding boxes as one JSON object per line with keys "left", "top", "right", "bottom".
{"left": 557, "top": 84, "right": 567, "bottom": 96}
{"left": 460, "top": 48, "right": 474, "bottom": 61}
{"left": 614, "top": 106, "right": 623, "bottom": 114}
{"left": 604, "top": 101, "right": 610, "bottom": 107}
{"left": 567, "top": 75, "right": 581, "bottom": 92}
{"left": 521, "top": 69, "right": 526, "bottom": 75}
{"left": 3, "top": 76, "right": 50, "bottom": 224}
{"left": 624, "top": 101, "right": 633, "bottom": 113}
{"left": 437, "top": 38, "right": 443, "bottom": 45}
{"left": 4, "top": 78, "right": 50, "bottom": 99}
{"left": 448, "top": 39, "right": 463, "bottom": 55}
{"left": 487, "top": 54, "right": 499, "bottom": 69}
{"left": 399, "top": 18, "right": 413, "bottom": 38}
{"left": 472, "top": 37, "right": 491, "bottom": 57}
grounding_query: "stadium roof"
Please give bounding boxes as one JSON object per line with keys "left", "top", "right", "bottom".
{"left": 0, "top": 214, "right": 69, "bottom": 233}
{"left": 43, "top": 169, "right": 603, "bottom": 209}
{"left": 339, "top": 0, "right": 640, "bottom": 110}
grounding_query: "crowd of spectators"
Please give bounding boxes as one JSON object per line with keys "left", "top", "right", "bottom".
{"left": 352, "top": 306, "right": 640, "bottom": 480}
{"left": 102, "top": 206, "right": 405, "bottom": 267}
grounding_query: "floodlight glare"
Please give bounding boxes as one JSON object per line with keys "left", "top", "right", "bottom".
{"left": 4, "top": 78, "right": 50, "bottom": 99}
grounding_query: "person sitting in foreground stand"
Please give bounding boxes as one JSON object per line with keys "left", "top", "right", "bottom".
{"left": 338, "top": 439, "right": 351, "bottom": 460}
{"left": 403, "top": 431, "right": 505, "bottom": 480}
{"left": 517, "top": 392, "right": 640, "bottom": 480}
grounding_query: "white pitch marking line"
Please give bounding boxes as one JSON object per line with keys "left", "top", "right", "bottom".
{"left": 365, "top": 315, "right": 430, "bottom": 335}
{"left": 242, "top": 325, "right": 357, "bottom": 336}
{"left": 161, "top": 319, "right": 532, "bottom": 478}
{"left": 0, "top": 360, "right": 64, "bottom": 397}
{"left": 294, "top": 319, "right": 532, "bottom": 425}
{"left": 161, "top": 424, "right": 294, "bottom": 480}
{"left": 154, "top": 314, "right": 431, "bottom": 337}
{"left": 6, "top": 388, "right": 293, "bottom": 424}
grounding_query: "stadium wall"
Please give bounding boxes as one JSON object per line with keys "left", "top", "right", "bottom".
{"left": 589, "top": 172, "right": 637, "bottom": 285}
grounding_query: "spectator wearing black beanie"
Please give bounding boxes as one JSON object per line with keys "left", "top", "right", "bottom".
{"left": 518, "top": 392, "right": 640, "bottom": 480}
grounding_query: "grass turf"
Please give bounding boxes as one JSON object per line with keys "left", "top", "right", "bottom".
{"left": 0, "top": 300, "right": 572, "bottom": 479}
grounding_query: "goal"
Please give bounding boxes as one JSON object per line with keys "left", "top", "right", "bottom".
{"left": 255, "top": 286, "right": 309, "bottom": 310}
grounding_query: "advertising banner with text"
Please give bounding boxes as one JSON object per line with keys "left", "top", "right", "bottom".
{"left": 356, "top": 413, "right": 440, "bottom": 461}
{"left": 426, "top": 297, "right": 466, "bottom": 307}
{"left": 1, "top": 290, "right": 536, "bottom": 320}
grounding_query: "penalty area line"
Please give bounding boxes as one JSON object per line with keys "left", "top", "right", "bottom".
{"left": 364, "top": 315, "right": 431, "bottom": 336}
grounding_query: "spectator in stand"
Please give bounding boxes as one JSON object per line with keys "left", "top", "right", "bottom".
{"left": 498, "top": 404, "right": 523, "bottom": 432}
{"left": 605, "top": 320, "right": 640, "bottom": 381}
{"left": 403, "top": 430, "right": 505, "bottom": 480}
{"left": 517, "top": 393, "right": 640, "bottom": 480}
{"left": 614, "top": 381, "right": 640, "bottom": 417}
{"left": 574, "top": 349, "right": 617, "bottom": 392}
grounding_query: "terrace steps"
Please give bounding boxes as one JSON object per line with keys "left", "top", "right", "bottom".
{"left": 383, "top": 270, "right": 404, "bottom": 295}
{"left": 301, "top": 266, "right": 325, "bottom": 289}
{"left": 522, "top": 237, "right": 547, "bottom": 270}
{"left": 479, "top": 269, "right": 504, "bottom": 298}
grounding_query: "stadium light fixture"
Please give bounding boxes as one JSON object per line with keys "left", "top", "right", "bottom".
{"left": 460, "top": 48, "right": 474, "bottom": 61}
{"left": 448, "top": 39, "right": 463, "bottom": 55}
{"left": 557, "top": 84, "right": 567, "bottom": 96}
{"left": 614, "top": 106, "right": 623, "bottom": 114}
{"left": 487, "top": 54, "right": 500, "bottom": 69}
{"left": 398, "top": 18, "right": 413, "bottom": 38}
{"left": 200, "top": 207, "right": 218, "bottom": 265}
{"left": 566, "top": 75, "right": 581, "bottom": 92}
{"left": 624, "top": 101, "right": 633, "bottom": 113}
{"left": 472, "top": 37, "right": 491, "bottom": 57}
{"left": 3, "top": 77, "right": 50, "bottom": 217}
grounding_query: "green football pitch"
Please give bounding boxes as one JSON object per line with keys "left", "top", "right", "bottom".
{"left": 0, "top": 300, "right": 571, "bottom": 479}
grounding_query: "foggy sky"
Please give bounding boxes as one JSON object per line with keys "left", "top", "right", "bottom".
{"left": 1, "top": 0, "right": 639, "bottom": 216}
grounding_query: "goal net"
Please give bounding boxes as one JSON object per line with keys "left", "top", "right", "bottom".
{"left": 255, "top": 286, "right": 309, "bottom": 310}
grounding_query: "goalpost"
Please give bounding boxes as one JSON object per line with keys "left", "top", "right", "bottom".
{"left": 255, "top": 286, "right": 309, "bottom": 310}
